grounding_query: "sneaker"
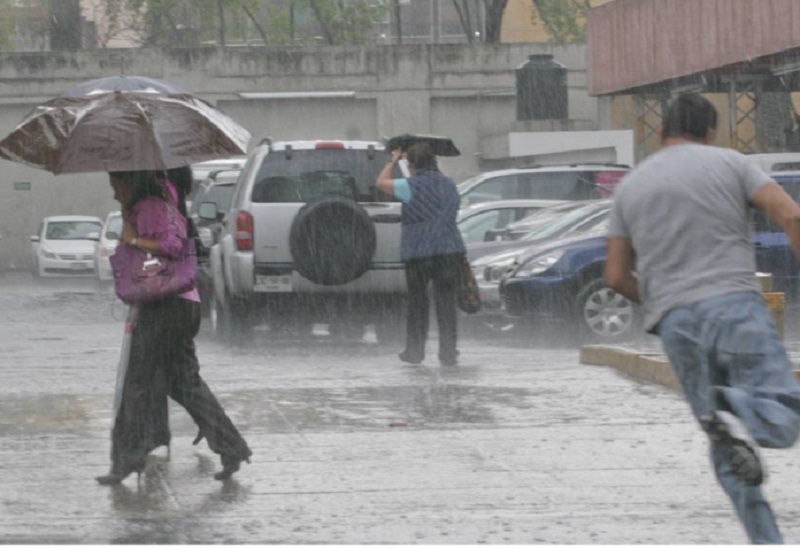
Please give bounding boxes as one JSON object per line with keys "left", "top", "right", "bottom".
{"left": 398, "top": 350, "right": 423, "bottom": 365}
{"left": 704, "top": 410, "right": 764, "bottom": 486}
{"left": 439, "top": 355, "right": 458, "bottom": 366}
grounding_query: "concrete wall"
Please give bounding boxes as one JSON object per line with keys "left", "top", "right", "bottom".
{"left": 0, "top": 43, "right": 607, "bottom": 271}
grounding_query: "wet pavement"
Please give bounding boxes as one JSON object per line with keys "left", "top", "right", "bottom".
{"left": 2, "top": 272, "right": 800, "bottom": 543}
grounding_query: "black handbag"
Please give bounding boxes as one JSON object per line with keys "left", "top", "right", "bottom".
{"left": 457, "top": 254, "right": 482, "bottom": 314}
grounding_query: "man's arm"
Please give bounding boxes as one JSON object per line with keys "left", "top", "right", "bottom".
{"left": 606, "top": 236, "right": 640, "bottom": 303}
{"left": 750, "top": 182, "right": 800, "bottom": 261}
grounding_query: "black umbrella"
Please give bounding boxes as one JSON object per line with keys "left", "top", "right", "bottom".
{"left": 62, "top": 75, "right": 188, "bottom": 97}
{"left": 385, "top": 133, "right": 461, "bottom": 157}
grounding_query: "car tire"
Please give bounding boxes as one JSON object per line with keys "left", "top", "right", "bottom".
{"left": 575, "top": 278, "right": 638, "bottom": 342}
{"left": 290, "top": 197, "right": 376, "bottom": 286}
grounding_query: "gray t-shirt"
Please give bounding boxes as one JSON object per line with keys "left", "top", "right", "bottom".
{"left": 608, "top": 143, "right": 772, "bottom": 332}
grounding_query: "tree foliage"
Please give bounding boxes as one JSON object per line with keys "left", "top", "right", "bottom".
{"left": 531, "top": 0, "right": 590, "bottom": 43}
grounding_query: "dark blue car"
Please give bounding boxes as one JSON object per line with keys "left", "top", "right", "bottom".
{"left": 500, "top": 171, "right": 800, "bottom": 342}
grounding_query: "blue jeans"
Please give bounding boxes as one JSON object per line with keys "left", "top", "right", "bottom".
{"left": 659, "top": 291, "right": 800, "bottom": 544}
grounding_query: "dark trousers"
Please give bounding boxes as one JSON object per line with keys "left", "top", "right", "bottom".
{"left": 404, "top": 253, "right": 461, "bottom": 362}
{"left": 111, "top": 297, "right": 250, "bottom": 475}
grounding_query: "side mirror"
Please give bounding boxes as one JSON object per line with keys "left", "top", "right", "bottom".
{"left": 30, "top": 235, "right": 40, "bottom": 242}
{"left": 198, "top": 201, "right": 218, "bottom": 221}
{"left": 106, "top": 231, "right": 119, "bottom": 240}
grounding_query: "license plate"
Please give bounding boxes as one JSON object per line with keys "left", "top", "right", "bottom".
{"left": 254, "top": 274, "right": 293, "bottom": 292}
{"left": 71, "top": 262, "right": 89, "bottom": 270}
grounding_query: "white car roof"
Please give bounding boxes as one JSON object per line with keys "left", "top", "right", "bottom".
{"left": 44, "top": 215, "right": 103, "bottom": 223}
{"left": 458, "top": 199, "right": 568, "bottom": 219}
{"left": 460, "top": 164, "right": 630, "bottom": 186}
{"left": 266, "top": 140, "right": 386, "bottom": 151}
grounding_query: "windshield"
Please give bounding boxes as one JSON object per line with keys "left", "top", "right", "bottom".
{"left": 252, "top": 149, "right": 402, "bottom": 203}
{"left": 45, "top": 221, "right": 101, "bottom": 240}
{"left": 105, "top": 216, "right": 122, "bottom": 238}
{"left": 519, "top": 204, "right": 608, "bottom": 242}
{"left": 459, "top": 211, "right": 501, "bottom": 243}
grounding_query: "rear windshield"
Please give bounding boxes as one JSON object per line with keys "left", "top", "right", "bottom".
{"left": 251, "top": 149, "right": 402, "bottom": 203}
{"left": 206, "top": 184, "right": 236, "bottom": 211}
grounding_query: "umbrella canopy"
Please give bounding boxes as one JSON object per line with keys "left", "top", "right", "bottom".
{"left": 385, "top": 133, "right": 461, "bottom": 157}
{"left": 62, "top": 75, "right": 188, "bottom": 97}
{"left": 0, "top": 77, "right": 250, "bottom": 174}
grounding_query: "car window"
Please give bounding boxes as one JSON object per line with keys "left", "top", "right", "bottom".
{"left": 519, "top": 204, "right": 607, "bottom": 241}
{"left": 517, "top": 206, "right": 548, "bottom": 220}
{"left": 458, "top": 209, "right": 515, "bottom": 243}
{"left": 251, "top": 149, "right": 401, "bottom": 203}
{"left": 206, "top": 184, "right": 236, "bottom": 211}
{"left": 460, "top": 175, "right": 518, "bottom": 206}
{"left": 772, "top": 162, "right": 800, "bottom": 172}
{"left": 519, "top": 171, "right": 603, "bottom": 200}
{"left": 45, "top": 221, "right": 102, "bottom": 240}
{"left": 106, "top": 216, "right": 122, "bottom": 238}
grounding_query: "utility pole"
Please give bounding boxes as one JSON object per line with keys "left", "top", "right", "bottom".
{"left": 216, "top": 0, "right": 226, "bottom": 46}
{"left": 393, "top": 0, "right": 403, "bottom": 44}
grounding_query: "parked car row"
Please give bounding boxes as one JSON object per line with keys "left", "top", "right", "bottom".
{"left": 464, "top": 170, "right": 800, "bottom": 343}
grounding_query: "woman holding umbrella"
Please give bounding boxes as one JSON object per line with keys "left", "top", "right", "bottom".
{"left": 97, "top": 170, "right": 251, "bottom": 485}
{"left": 376, "top": 141, "right": 466, "bottom": 366}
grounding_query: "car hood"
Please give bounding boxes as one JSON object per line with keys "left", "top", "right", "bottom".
{"left": 41, "top": 240, "right": 97, "bottom": 254}
{"left": 514, "top": 230, "right": 608, "bottom": 266}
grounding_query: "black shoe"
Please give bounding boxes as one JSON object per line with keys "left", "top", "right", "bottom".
{"left": 704, "top": 410, "right": 764, "bottom": 486}
{"left": 215, "top": 449, "right": 252, "bottom": 481}
{"left": 399, "top": 350, "right": 423, "bottom": 365}
{"left": 95, "top": 461, "right": 145, "bottom": 486}
{"left": 439, "top": 349, "right": 459, "bottom": 366}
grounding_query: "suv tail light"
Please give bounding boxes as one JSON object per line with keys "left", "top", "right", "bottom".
{"left": 315, "top": 142, "right": 345, "bottom": 150}
{"left": 235, "top": 211, "right": 254, "bottom": 251}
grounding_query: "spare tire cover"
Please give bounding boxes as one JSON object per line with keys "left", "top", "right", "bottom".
{"left": 290, "top": 197, "right": 377, "bottom": 286}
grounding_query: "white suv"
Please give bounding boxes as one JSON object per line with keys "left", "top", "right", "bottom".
{"left": 207, "top": 139, "right": 406, "bottom": 341}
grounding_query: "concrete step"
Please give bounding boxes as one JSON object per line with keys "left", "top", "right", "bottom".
{"left": 580, "top": 344, "right": 800, "bottom": 391}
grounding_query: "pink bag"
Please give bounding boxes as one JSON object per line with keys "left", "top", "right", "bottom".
{"left": 112, "top": 249, "right": 195, "bottom": 304}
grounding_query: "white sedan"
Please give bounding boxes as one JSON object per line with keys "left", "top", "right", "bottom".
{"left": 30, "top": 215, "right": 103, "bottom": 277}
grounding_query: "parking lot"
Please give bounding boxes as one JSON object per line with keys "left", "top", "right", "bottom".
{"left": 2, "top": 273, "right": 800, "bottom": 543}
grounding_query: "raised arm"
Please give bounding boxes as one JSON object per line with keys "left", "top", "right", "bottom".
{"left": 376, "top": 149, "right": 404, "bottom": 196}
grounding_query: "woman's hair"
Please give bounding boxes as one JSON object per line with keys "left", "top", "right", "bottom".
{"left": 110, "top": 170, "right": 169, "bottom": 208}
{"left": 163, "top": 165, "right": 197, "bottom": 238}
{"left": 164, "top": 165, "right": 193, "bottom": 217}
{"left": 662, "top": 93, "right": 718, "bottom": 141}
{"left": 405, "top": 142, "right": 438, "bottom": 172}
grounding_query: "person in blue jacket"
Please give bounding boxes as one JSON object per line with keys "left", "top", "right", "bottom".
{"left": 377, "top": 142, "right": 466, "bottom": 366}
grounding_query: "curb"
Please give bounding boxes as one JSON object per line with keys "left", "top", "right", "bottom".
{"left": 580, "top": 345, "right": 681, "bottom": 391}
{"left": 580, "top": 345, "right": 800, "bottom": 391}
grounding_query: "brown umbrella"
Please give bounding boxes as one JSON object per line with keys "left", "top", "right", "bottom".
{"left": 0, "top": 86, "right": 250, "bottom": 174}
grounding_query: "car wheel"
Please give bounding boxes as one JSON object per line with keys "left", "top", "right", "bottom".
{"left": 290, "top": 197, "right": 376, "bottom": 286}
{"left": 575, "top": 278, "right": 638, "bottom": 342}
